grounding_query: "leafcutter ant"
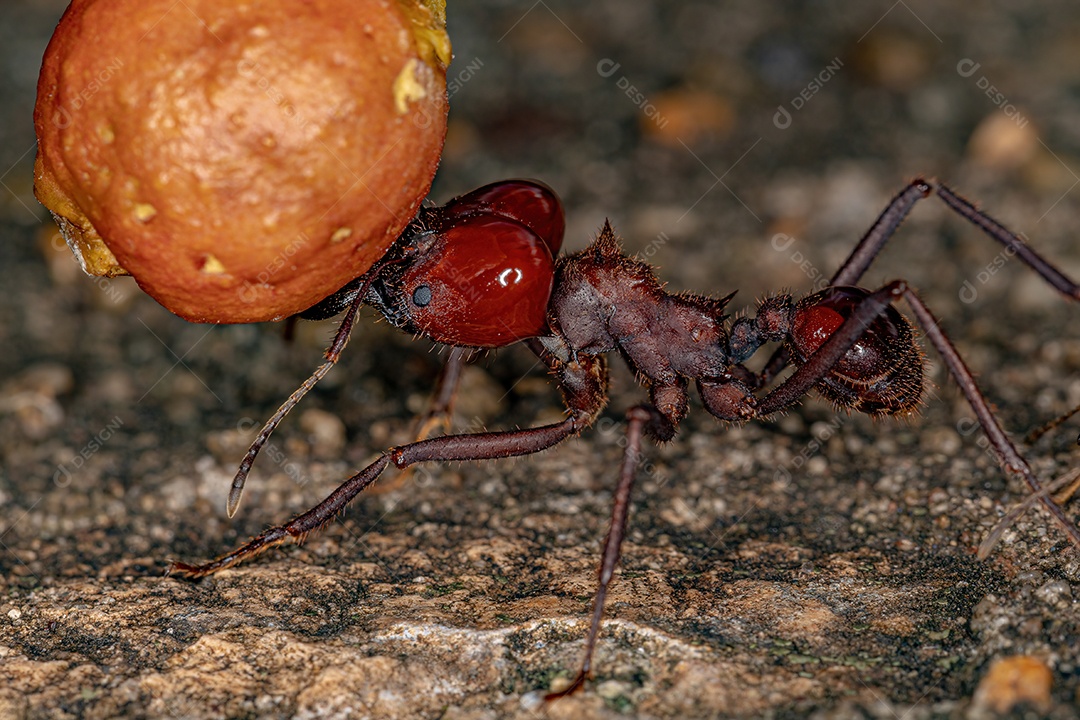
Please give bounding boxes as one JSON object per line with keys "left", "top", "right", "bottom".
{"left": 171, "top": 178, "right": 1080, "bottom": 696}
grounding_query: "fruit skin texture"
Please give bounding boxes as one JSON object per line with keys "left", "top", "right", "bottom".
{"left": 34, "top": 0, "right": 450, "bottom": 323}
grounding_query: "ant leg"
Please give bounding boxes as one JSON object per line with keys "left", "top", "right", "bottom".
{"left": 1026, "top": 404, "right": 1080, "bottom": 444}
{"left": 389, "top": 352, "right": 610, "bottom": 467}
{"left": 546, "top": 405, "right": 666, "bottom": 699}
{"left": 226, "top": 285, "right": 368, "bottom": 517}
{"left": 282, "top": 314, "right": 300, "bottom": 343}
{"left": 170, "top": 452, "right": 392, "bottom": 577}
{"left": 935, "top": 184, "right": 1080, "bottom": 301}
{"left": 170, "top": 418, "right": 584, "bottom": 577}
{"left": 170, "top": 419, "right": 581, "bottom": 577}
{"left": 897, "top": 285, "right": 1080, "bottom": 556}
{"left": 758, "top": 180, "right": 1080, "bottom": 386}
{"left": 374, "top": 346, "right": 473, "bottom": 494}
{"left": 170, "top": 355, "right": 609, "bottom": 577}
{"left": 982, "top": 468, "right": 1080, "bottom": 556}
{"left": 828, "top": 180, "right": 932, "bottom": 287}
{"left": 413, "top": 345, "right": 472, "bottom": 442}
{"left": 748, "top": 279, "right": 1080, "bottom": 554}
{"left": 829, "top": 179, "right": 1080, "bottom": 302}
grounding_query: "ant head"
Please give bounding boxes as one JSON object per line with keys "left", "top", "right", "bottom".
{"left": 788, "top": 286, "right": 924, "bottom": 416}
{"left": 366, "top": 179, "right": 568, "bottom": 348}
{"left": 375, "top": 214, "right": 555, "bottom": 347}
{"left": 300, "top": 180, "right": 566, "bottom": 347}
{"left": 440, "top": 179, "right": 565, "bottom": 255}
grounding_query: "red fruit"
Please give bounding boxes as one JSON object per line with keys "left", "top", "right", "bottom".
{"left": 34, "top": 0, "right": 450, "bottom": 323}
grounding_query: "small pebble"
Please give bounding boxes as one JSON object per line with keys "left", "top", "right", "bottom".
{"left": 0, "top": 363, "right": 73, "bottom": 439}
{"left": 299, "top": 408, "right": 347, "bottom": 459}
{"left": 853, "top": 32, "right": 933, "bottom": 91}
{"left": 967, "top": 111, "right": 1039, "bottom": 170}
{"left": 971, "top": 655, "right": 1052, "bottom": 715}
{"left": 643, "top": 88, "right": 734, "bottom": 146}
{"left": 1033, "top": 579, "right": 1072, "bottom": 608}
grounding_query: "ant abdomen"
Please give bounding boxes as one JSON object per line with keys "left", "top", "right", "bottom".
{"left": 788, "top": 287, "right": 924, "bottom": 416}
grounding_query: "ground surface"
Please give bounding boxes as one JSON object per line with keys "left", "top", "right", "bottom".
{"left": 2, "top": 1, "right": 1080, "bottom": 718}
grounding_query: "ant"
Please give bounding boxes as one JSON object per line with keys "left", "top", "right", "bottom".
{"left": 171, "top": 177, "right": 1080, "bottom": 697}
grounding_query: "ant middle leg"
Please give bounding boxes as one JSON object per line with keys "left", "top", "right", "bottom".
{"left": 546, "top": 404, "right": 673, "bottom": 699}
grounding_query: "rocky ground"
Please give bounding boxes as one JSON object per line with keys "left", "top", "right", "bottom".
{"left": 2, "top": 1, "right": 1080, "bottom": 718}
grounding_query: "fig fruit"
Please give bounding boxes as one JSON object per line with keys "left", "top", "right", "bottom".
{"left": 34, "top": 0, "right": 450, "bottom": 323}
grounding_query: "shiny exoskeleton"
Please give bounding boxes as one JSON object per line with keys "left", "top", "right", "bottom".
{"left": 172, "top": 178, "right": 1080, "bottom": 698}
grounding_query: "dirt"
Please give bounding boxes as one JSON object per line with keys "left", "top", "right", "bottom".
{"left": 2, "top": 1, "right": 1080, "bottom": 718}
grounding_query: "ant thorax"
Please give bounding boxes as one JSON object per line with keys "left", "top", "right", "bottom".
{"left": 542, "top": 222, "right": 737, "bottom": 430}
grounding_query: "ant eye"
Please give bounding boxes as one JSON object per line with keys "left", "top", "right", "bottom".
{"left": 789, "top": 287, "right": 924, "bottom": 416}
{"left": 411, "top": 285, "right": 432, "bottom": 307}
{"left": 439, "top": 179, "right": 565, "bottom": 255}
{"left": 397, "top": 214, "right": 555, "bottom": 347}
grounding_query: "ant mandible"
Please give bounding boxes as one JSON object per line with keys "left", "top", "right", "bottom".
{"left": 171, "top": 177, "right": 1080, "bottom": 697}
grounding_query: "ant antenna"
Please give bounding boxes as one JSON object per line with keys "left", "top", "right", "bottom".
{"left": 226, "top": 273, "right": 373, "bottom": 517}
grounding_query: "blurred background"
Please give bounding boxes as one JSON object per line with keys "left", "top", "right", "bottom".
{"left": 3, "top": 1, "right": 1080, "bottom": 717}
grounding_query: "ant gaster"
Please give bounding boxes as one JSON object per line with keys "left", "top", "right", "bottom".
{"left": 171, "top": 178, "right": 1080, "bottom": 697}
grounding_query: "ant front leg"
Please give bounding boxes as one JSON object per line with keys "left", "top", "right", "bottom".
{"left": 169, "top": 353, "right": 609, "bottom": 577}
{"left": 373, "top": 345, "right": 474, "bottom": 494}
